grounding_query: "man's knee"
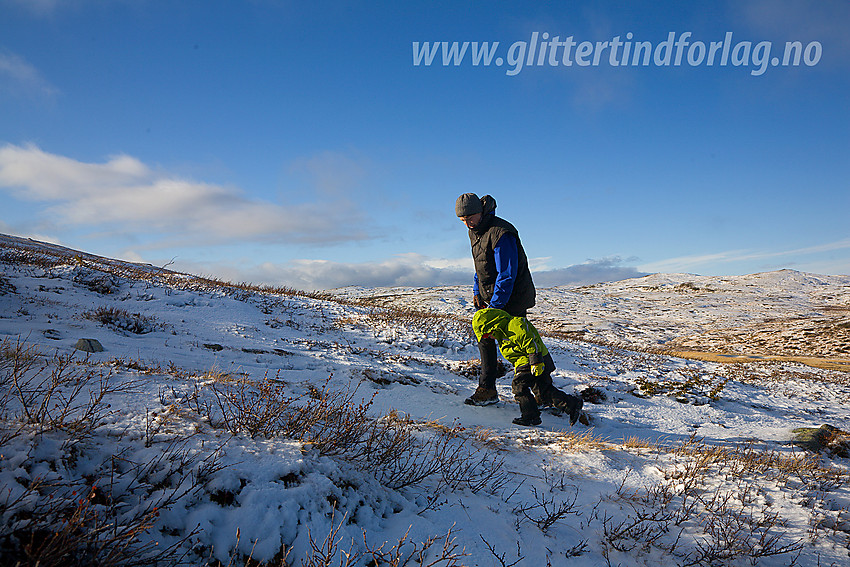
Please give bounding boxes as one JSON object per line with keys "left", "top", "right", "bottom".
{"left": 512, "top": 372, "right": 534, "bottom": 395}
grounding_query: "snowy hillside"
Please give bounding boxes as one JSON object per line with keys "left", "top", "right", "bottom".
{"left": 330, "top": 271, "right": 850, "bottom": 369}
{"left": 1, "top": 233, "right": 849, "bottom": 567}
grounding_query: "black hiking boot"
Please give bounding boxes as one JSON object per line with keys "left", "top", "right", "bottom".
{"left": 464, "top": 387, "right": 499, "bottom": 406}
{"left": 512, "top": 415, "right": 542, "bottom": 426}
{"left": 568, "top": 397, "right": 584, "bottom": 426}
{"left": 553, "top": 395, "right": 584, "bottom": 425}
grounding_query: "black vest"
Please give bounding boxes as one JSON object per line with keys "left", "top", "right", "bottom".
{"left": 470, "top": 215, "right": 536, "bottom": 314}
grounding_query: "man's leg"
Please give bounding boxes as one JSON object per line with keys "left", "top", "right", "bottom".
{"left": 531, "top": 353, "right": 557, "bottom": 405}
{"left": 478, "top": 335, "right": 498, "bottom": 390}
{"left": 512, "top": 369, "right": 541, "bottom": 426}
{"left": 546, "top": 386, "right": 584, "bottom": 426}
{"left": 530, "top": 353, "right": 582, "bottom": 424}
{"left": 465, "top": 335, "right": 499, "bottom": 405}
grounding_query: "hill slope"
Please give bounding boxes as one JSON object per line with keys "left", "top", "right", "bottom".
{"left": 330, "top": 270, "right": 850, "bottom": 369}
{"left": 1, "top": 234, "right": 849, "bottom": 566}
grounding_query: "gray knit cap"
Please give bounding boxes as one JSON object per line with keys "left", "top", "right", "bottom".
{"left": 455, "top": 193, "right": 483, "bottom": 217}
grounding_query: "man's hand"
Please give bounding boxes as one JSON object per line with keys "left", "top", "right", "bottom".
{"left": 531, "top": 363, "right": 545, "bottom": 376}
{"left": 474, "top": 294, "right": 487, "bottom": 310}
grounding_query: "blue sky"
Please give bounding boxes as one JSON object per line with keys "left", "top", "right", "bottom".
{"left": 1, "top": 0, "right": 848, "bottom": 289}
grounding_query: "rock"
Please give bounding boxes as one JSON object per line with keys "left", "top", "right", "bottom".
{"left": 74, "top": 338, "right": 104, "bottom": 353}
{"left": 203, "top": 343, "right": 224, "bottom": 351}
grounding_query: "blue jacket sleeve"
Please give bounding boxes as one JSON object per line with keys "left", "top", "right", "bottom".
{"left": 489, "top": 233, "right": 518, "bottom": 309}
{"left": 473, "top": 273, "right": 480, "bottom": 296}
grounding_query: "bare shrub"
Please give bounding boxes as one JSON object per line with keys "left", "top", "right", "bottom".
{"left": 479, "top": 536, "right": 524, "bottom": 567}
{"left": 0, "top": 479, "right": 169, "bottom": 567}
{"left": 514, "top": 485, "right": 580, "bottom": 532}
{"left": 201, "top": 374, "right": 375, "bottom": 445}
{"left": 0, "top": 273, "right": 16, "bottom": 295}
{"left": 361, "top": 524, "right": 468, "bottom": 567}
{"left": 0, "top": 338, "right": 118, "bottom": 437}
{"left": 594, "top": 435, "right": 825, "bottom": 564}
{"left": 0, "top": 336, "right": 231, "bottom": 566}
{"left": 72, "top": 267, "right": 121, "bottom": 295}
{"left": 188, "top": 375, "right": 509, "bottom": 495}
{"left": 0, "top": 432, "right": 224, "bottom": 567}
{"left": 368, "top": 414, "right": 508, "bottom": 492}
{"left": 83, "top": 306, "right": 158, "bottom": 334}
{"left": 291, "top": 512, "right": 470, "bottom": 567}
{"left": 684, "top": 493, "right": 804, "bottom": 566}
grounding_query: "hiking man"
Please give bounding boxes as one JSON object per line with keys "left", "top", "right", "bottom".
{"left": 455, "top": 193, "right": 536, "bottom": 405}
{"left": 473, "top": 308, "right": 583, "bottom": 426}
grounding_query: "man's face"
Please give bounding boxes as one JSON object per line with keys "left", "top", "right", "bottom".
{"left": 459, "top": 212, "right": 482, "bottom": 230}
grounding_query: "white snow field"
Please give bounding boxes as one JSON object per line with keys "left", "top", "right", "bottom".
{"left": 1, "top": 233, "right": 849, "bottom": 566}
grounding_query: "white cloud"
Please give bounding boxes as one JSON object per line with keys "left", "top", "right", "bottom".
{"left": 0, "top": 218, "right": 63, "bottom": 245}
{"left": 184, "top": 254, "right": 471, "bottom": 291}
{"left": 418, "top": 255, "right": 474, "bottom": 271}
{"left": 640, "top": 239, "right": 850, "bottom": 275}
{"left": 532, "top": 257, "right": 648, "bottom": 287}
{"left": 161, "top": 253, "right": 644, "bottom": 291}
{"left": 638, "top": 250, "right": 749, "bottom": 274}
{"left": 0, "top": 144, "right": 372, "bottom": 245}
{"left": 0, "top": 50, "right": 58, "bottom": 100}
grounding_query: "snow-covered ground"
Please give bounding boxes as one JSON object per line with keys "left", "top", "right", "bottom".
{"left": 1, "top": 233, "right": 849, "bottom": 566}
{"left": 329, "top": 271, "right": 850, "bottom": 362}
